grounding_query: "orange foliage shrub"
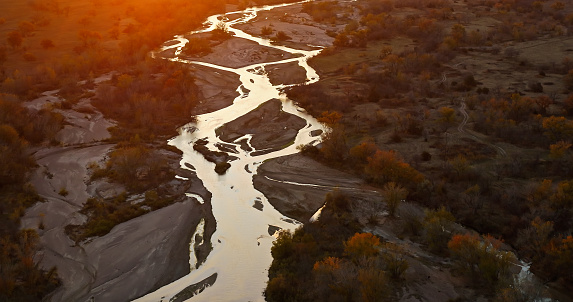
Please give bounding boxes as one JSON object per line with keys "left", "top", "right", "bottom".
{"left": 365, "top": 150, "right": 424, "bottom": 186}
{"left": 344, "top": 232, "right": 381, "bottom": 260}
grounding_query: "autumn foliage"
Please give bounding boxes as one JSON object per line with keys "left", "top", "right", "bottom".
{"left": 448, "top": 233, "right": 515, "bottom": 287}
{"left": 344, "top": 232, "right": 381, "bottom": 260}
{"left": 365, "top": 150, "right": 424, "bottom": 186}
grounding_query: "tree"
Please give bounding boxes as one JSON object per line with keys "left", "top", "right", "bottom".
{"left": 349, "top": 140, "right": 377, "bottom": 167}
{"left": 531, "top": 1, "right": 544, "bottom": 13}
{"left": 379, "top": 46, "right": 392, "bottom": 59}
{"left": 18, "top": 21, "right": 35, "bottom": 37}
{"left": 365, "top": 150, "right": 424, "bottom": 186}
{"left": 551, "top": 1, "right": 565, "bottom": 11}
{"left": 7, "top": 31, "right": 23, "bottom": 49}
{"left": 423, "top": 207, "right": 455, "bottom": 253}
{"left": 271, "top": 230, "right": 295, "bottom": 260}
{"left": 116, "top": 74, "right": 134, "bottom": 90}
{"left": 0, "top": 47, "right": 6, "bottom": 67}
{"left": 542, "top": 116, "right": 573, "bottom": 142}
{"left": 564, "top": 69, "right": 573, "bottom": 90}
{"left": 516, "top": 217, "right": 553, "bottom": 260}
{"left": 461, "top": 184, "right": 482, "bottom": 215}
{"left": 549, "top": 140, "right": 571, "bottom": 160}
{"left": 317, "top": 110, "right": 342, "bottom": 125}
{"left": 344, "top": 233, "right": 380, "bottom": 261}
{"left": 534, "top": 95, "right": 552, "bottom": 115}
{"left": 448, "top": 154, "right": 470, "bottom": 179}
{"left": 108, "top": 27, "right": 120, "bottom": 39}
{"left": 564, "top": 94, "right": 573, "bottom": 115}
{"left": 40, "top": 39, "right": 55, "bottom": 49}
{"left": 451, "top": 23, "right": 466, "bottom": 44}
{"left": 438, "top": 106, "right": 457, "bottom": 126}
{"left": 524, "top": 179, "right": 552, "bottom": 207}
{"left": 320, "top": 125, "right": 348, "bottom": 162}
{"left": 78, "top": 30, "right": 102, "bottom": 48}
{"left": 313, "top": 256, "right": 358, "bottom": 300}
{"left": 448, "top": 233, "right": 515, "bottom": 286}
{"left": 550, "top": 180, "right": 573, "bottom": 209}
{"left": 381, "top": 182, "right": 408, "bottom": 217}
{"left": 382, "top": 54, "right": 403, "bottom": 76}
{"left": 380, "top": 242, "right": 409, "bottom": 279}
{"left": 325, "top": 188, "right": 351, "bottom": 213}
{"left": 545, "top": 235, "right": 573, "bottom": 282}
{"left": 358, "top": 266, "right": 388, "bottom": 302}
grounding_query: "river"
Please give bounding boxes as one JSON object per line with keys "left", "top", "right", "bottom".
{"left": 135, "top": 2, "right": 326, "bottom": 301}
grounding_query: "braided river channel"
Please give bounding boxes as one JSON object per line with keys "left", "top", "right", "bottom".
{"left": 136, "top": 2, "right": 327, "bottom": 301}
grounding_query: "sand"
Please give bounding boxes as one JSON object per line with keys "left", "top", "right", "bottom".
{"left": 21, "top": 78, "right": 209, "bottom": 301}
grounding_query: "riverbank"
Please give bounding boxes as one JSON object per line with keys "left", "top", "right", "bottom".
{"left": 253, "top": 153, "right": 380, "bottom": 221}
{"left": 20, "top": 75, "right": 215, "bottom": 301}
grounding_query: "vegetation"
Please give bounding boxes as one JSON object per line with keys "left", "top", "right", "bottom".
{"left": 0, "top": 95, "right": 63, "bottom": 299}
{"left": 91, "top": 138, "right": 174, "bottom": 191}
{"left": 273, "top": 0, "right": 573, "bottom": 299}
{"left": 265, "top": 191, "right": 404, "bottom": 301}
{"left": 1, "top": 0, "right": 573, "bottom": 299}
{"left": 448, "top": 233, "right": 515, "bottom": 287}
{"left": 93, "top": 61, "right": 200, "bottom": 141}
{"left": 65, "top": 189, "right": 175, "bottom": 242}
{"left": 0, "top": 230, "right": 60, "bottom": 301}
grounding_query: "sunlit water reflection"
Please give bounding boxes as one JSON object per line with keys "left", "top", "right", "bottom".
{"left": 135, "top": 1, "right": 326, "bottom": 301}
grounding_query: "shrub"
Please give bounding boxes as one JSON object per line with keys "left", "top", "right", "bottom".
{"left": 41, "top": 39, "right": 55, "bottom": 49}
{"left": 273, "top": 31, "right": 291, "bottom": 42}
{"left": 182, "top": 38, "right": 212, "bottom": 56}
{"left": 381, "top": 182, "right": 408, "bottom": 217}
{"left": 23, "top": 53, "right": 37, "bottom": 61}
{"left": 423, "top": 207, "right": 455, "bottom": 254}
{"left": 214, "top": 162, "right": 231, "bottom": 174}
{"left": 261, "top": 25, "right": 273, "bottom": 35}
{"left": 344, "top": 232, "right": 380, "bottom": 260}
{"left": 380, "top": 242, "right": 409, "bottom": 279}
{"left": 390, "top": 131, "right": 402, "bottom": 143}
{"left": 421, "top": 151, "right": 432, "bottom": 161}
{"left": 58, "top": 187, "right": 69, "bottom": 197}
{"left": 448, "top": 233, "right": 515, "bottom": 286}
{"left": 211, "top": 22, "right": 233, "bottom": 41}
{"left": 325, "top": 189, "right": 351, "bottom": 213}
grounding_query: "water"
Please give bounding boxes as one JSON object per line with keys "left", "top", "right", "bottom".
{"left": 134, "top": 2, "right": 326, "bottom": 301}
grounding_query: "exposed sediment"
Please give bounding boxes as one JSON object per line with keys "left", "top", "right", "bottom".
{"left": 217, "top": 98, "right": 307, "bottom": 155}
